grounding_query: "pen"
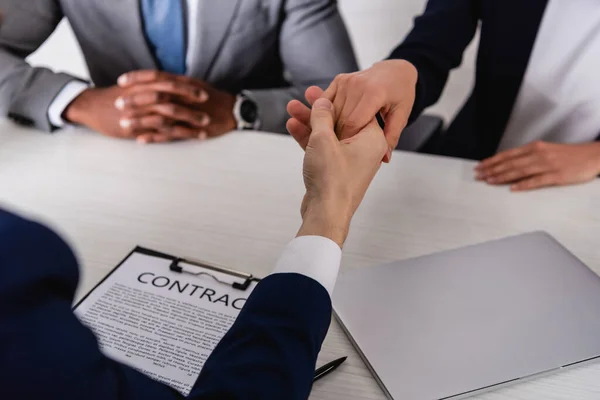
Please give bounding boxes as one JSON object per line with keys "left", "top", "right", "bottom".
{"left": 313, "top": 356, "right": 348, "bottom": 382}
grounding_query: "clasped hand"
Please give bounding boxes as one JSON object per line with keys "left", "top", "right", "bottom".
{"left": 65, "top": 70, "right": 236, "bottom": 143}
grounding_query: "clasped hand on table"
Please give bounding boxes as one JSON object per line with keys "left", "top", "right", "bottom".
{"left": 64, "top": 70, "right": 237, "bottom": 144}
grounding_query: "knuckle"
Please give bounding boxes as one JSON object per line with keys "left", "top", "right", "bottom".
{"left": 352, "top": 74, "right": 366, "bottom": 85}
{"left": 163, "top": 104, "right": 177, "bottom": 115}
{"left": 152, "top": 92, "right": 163, "bottom": 103}
{"left": 165, "top": 81, "right": 177, "bottom": 90}
{"left": 522, "top": 166, "right": 535, "bottom": 176}
{"left": 532, "top": 141, "right": 545, "bottom": 151}
{"left": 542, "top": 152, "right": 555, "bottom": 165}
{"left": 553, "top": 172, "right": 565, "bottom": 183}
{"left": 187, "top": 86, "right": 199, "bottom": 96}
{"left": 154, "top": 116, "right": 167, "bottom": 127}
{"left": 160, "top": 125, "right": 173, "bottom": 134}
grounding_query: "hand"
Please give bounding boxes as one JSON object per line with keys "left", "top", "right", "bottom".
{"left": 476, "top": 141, "right": 600, "bottom": 191}
{"left": 286, "top": 60, "right": 418, "bottom": 162}
{"left": 64, "top": 85, "right": 131, "bottom": 138}
{"left": 64, "top": 83, "right": 212, "bottom": 142}
{"left": 294, "top": 98, "right": 388, "bottom": 247}
{"left": 116, "top": 70, "right": 237, "bottom": 143}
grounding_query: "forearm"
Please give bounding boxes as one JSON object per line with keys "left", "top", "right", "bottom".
{"left": 0, "top": 52, "right": 83, "bottom": 131}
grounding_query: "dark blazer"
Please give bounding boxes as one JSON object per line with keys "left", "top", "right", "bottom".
{"left": 0, "top": 209, "right": 332, "bottom": 400}
{"left": 391, "top": 0, "right": 599, "bottom": 160}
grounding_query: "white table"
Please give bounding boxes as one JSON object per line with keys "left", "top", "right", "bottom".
{"left": 1, "top": 120, "right": 600, "bottom": 399}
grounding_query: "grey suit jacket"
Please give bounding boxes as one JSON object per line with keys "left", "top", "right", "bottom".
{"left": 0, "top": 0, "right": 357, "bottom": 133}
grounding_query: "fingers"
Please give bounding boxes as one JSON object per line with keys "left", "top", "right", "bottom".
{"left": 118, "top": 70, "right": 169, "bottom": 86}
{"left": 115, "top": 90, "right": 170, "bottom": 110}
{"left": 136, "top": 126, "right": 207, "bottom": 144}
{"left": 119, "top": 114, "right": 174, "bottom": 137}
{"left": 476, "top": 144, "right": 534, "bottom": 172}
{"left": 286, "top": 118, "right": 311, "bottom": 150}
{"left": 123, "top": 104, "right": 211, "bottom": 129}
{"left": 476, "top": 154, "right": 544, "bottom": 184}
{"left": 305, "top": 86, "right": 324, "bottom": 106}
{"left": 510, "top": 173, "right": 560, "bottom": 192}
{"left": 287, "top": 100, "right": 311, "bottom": 127}
{"left": 329, "top": 74, "right": 389, "bottom": 143}
{"left": 285, "top": 85, "right": 326, "bottom": 137}
{"left": 116, "top": 81, "right": 209, "bottom": 106}
{"left": 118, "top": 70, "right": 193, "bottom": 86}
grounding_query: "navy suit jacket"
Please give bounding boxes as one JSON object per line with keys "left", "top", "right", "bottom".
{"left": 391, "top": 0, "right": 600, "bottom": 160}
{"left": 0, "top": 209, "right": 332, "bottom": 400}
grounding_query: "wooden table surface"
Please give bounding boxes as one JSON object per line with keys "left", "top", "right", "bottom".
{"left": 1, "top": 121, "right": 600, "bottom": 399}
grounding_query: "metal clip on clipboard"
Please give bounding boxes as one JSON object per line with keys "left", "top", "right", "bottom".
{"left": 169, "top": 257, "right": 257, "bottom": 291}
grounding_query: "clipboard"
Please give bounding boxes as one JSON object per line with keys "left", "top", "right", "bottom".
{"left": 74, "top": 246, "right": 261, "bottom": 309}
{"left": 73, "top": 246, "right": 262, "bottom": 395}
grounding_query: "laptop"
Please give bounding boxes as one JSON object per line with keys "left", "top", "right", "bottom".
{"left": 333, "top": 232, "right": 600, "bottom": 400}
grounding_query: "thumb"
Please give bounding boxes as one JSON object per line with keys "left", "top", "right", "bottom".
{"left": 310, "top": 98, "right": 336, "bottom": 134}
{"left": 382, "top": 105, "right": 410, "bottom": 161}
{"left": 347, "top": 119, "right": 389, "bottom": 161}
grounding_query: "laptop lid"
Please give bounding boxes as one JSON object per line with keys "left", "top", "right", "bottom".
{"left": 333, "top": 232, "right": 600, "bottom": 399}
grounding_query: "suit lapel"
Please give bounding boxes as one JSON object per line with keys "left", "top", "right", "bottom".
{"left": 190, "top": 0, "right": 242, "bottom": 79}
{"left": 125, "top": 0, "right": 159, "bottom": 69}
{"left": 481, "top": 0, "right": 550, "bottom": 157}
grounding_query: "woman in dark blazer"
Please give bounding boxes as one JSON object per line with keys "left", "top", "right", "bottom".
{"left": 288, "top": 0, "right": 600, "bottom": 191}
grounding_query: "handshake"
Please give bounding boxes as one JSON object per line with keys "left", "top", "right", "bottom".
{"left": 286, "top": 60, "right": 420, "bottom": 248}
{"left": 288, "top": 94, "right": 388, "bottom": 249}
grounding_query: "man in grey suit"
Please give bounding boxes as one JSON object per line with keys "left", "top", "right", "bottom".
{"left": 0, "top": 0, "right": 357, "bottom": 143}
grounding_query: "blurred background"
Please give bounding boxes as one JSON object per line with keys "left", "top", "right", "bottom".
{"left": 26, "top": 0, "right": 479, "bottom": 124}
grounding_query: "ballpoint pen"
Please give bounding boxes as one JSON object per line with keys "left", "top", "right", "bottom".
{"left": 314, "top": 356, "right": 348, "bottom": 382}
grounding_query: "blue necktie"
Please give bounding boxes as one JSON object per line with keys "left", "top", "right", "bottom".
{"left": 141, "top": 0, "right": 186, "bottom": 74}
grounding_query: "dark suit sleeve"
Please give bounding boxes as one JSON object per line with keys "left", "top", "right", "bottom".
{"left": 389, "top": 0, "right": 480, "bottom": 123}
{"left": 189, "top": 273, "right": 332, "bottom": 400}
{"left": 0, "top": 210, "right": 185, "bottom": 400}
{"left": 0, "top": 210, "right": 332, "bottom": 400}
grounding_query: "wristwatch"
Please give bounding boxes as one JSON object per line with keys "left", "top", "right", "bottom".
{"left": 233, "top": 91, "right": 260, "bottom": 130}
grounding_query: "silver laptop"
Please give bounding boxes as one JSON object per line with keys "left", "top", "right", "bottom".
{"left": 333, "top": 232, "right": 600, "bottom": 400}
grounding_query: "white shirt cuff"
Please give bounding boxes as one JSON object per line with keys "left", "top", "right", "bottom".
{"left": 271, "top": 236, "right": 342, "bottom": 297}
{"left": 48, "top": 81, "right": 90, "bottom": 128}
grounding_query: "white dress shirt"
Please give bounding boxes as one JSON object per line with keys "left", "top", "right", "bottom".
{"left": 49, "top": 0, "right": 200, "bottom": 128}
{"left": 272, "top": 236, "right": 342, "bottom": 297}
{"left": 499, "top": 0, "right": 600, "bottom": 151}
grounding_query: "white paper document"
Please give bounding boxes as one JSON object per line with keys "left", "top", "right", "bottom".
{"left": 74, "top": 251, "right": 257, "bottom": 395}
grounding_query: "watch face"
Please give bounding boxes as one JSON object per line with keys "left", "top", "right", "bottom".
{"left": 240, "top": 99, "right": 258, "bottom": 124}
